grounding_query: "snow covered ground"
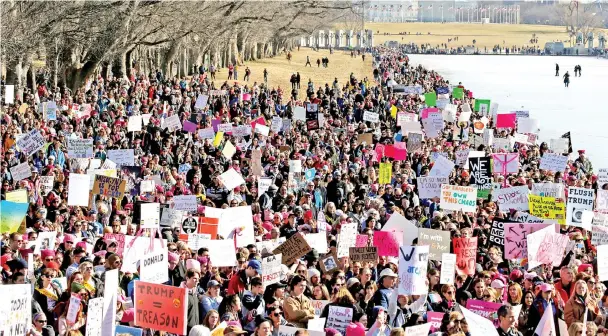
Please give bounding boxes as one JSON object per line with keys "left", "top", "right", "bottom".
{"left": 409, "top": 54, "right": 608, "bottom": 169}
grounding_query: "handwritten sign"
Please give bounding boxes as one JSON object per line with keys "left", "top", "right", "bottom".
{"left": 68, "top": 138, "right": 93, "bottom": 158}
{"left": 566, "top": 187, "right": 594, "bottom": 227}
{"left": 173, "top": 195, "right": 197, "bottom": 212}
{"left": 107, "top": 149, "right": 135, "bottom": 167}
{"left": 140, "top": 246, "right": 169, "bottom": 284}
{"left": 398, "top": 245, "right": 429, "bottom": 295}
{"left": 16, "top": 129, "right": 45, "bottom": 157}
{"left": 440, "top": 253, "right": 456, "bottom": 285}
{"left": 92, "top": 175, "right": 126, "bottom": 198}
{"left": 10, "top": 162, "right": 31, "bottom": 182}
{"left": 537, "top": 231, "right": 569, "bottom": 266}
{"left": 532, "top": 183, "right": 564, "bottom": 199}
{"left": 378, "top": 162, "right": 392, "bottom": 184}
{"left": 327, "top": 306, "right": 353, "bottom": 334}
{"left": 417, "top": 176, "right": 449, "bottom": 199}
{"left": 86, "top": 297, "right": 103, "bottom": 336}
{"left": 273, "top": 233, "right": 312, "bottom": 265}
{"left": 529, "top": 195, "right": 566, "bottom": 225}
{"left": 469, "top": 157, "right": 492, "bottom": 198}
{"left": 440, "top": 185, "right": 476, "bottom": 212}
{"left": 373, "top": 231, "right": 402, "bottom": 257}
{"left": 349, "top": 247, "right": 378, "bottom": 264}
{"left": 337, "top": 223, "right": 357, "bottom": 258}
{"left": 454, "top": 237, "right": 477, "bottom": 275}
{"left": 429, "top": 155, "right": 455, "bottom": 178}
{"left": 104, "top": 233, "right": 126, "bottom": 256}
{"left": 261, "top": 254, "right": 282, "bottom": 287}
{"left": 418, "top": 228, "right": 450, "bottom": 261}
{"left": 0, "top": 284, "right": 31, "bottom": 336}
{"left": 312, "top": 300, "right": 329, "bottom": 317}
{"left": 134, "top": 282, "right": 187, "bottom": 335}
{"left": 492, "top": 186, "right": 529, "bottom": 211}
{"left": 539, "top": 153, "right": 568, "bottom": 172}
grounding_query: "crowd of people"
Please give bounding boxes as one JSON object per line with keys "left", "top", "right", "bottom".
{"left": 1, "top": 42, "right": 607, "bottom": 336}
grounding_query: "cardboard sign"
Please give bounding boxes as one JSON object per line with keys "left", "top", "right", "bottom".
{"left": 320, "top": 254, "right": 339, "bottom": 273}
{"left": 10, "top": 162, "right": 31, "bottom": 182}
{"left": 326, "top": 306, "right": 353, "bottom": 334}
{"left": 417, "top": 229, "right": 450, "bottom": 261}
{"left": 528, "top": 195, "right": 566, "bottom": 225}
{"left": 92, "top": 175, "right": 126, "bottom": 198}
{"left": 398, "top": 245, "right": 429, "bottom": 295}
{"left": 16, "top": 129, "right": 45, "bottom": 157}
{"left": 492, "top": 186, "right": 529, "bottom": 211}
{"left": 454, "top": 237, "right": 477, "bottom": 275}
{"left": 261, "top": 254, "right": 282, "bottom": 287}
{"left": 407, "top": 132, "right": 423, "bottom": 152}
{"left": 134, "top": 282, "right": 187, "bottom": 335}
{"left": 373, "top": 231, "right": 402, "bottom": 257}
{"left": 566, "top": 187, "right": 595, "bottom": 227}
{"left": 440, "top": 185, "right": 477, "bottom": 212}
{"left": 349, "top": 247, "right": 378, "bottom": 264}
{"left": 417, "top": 176, "right": 449, "bottom": 199}
{"left": 272, "top": 233, "right": 312, "bottom": 265}
{"left": 539, "top": 153, "right": 568, "bottom": 172}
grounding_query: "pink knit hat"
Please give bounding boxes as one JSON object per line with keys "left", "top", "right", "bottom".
{"left": 346, "top": 322, "right": 366, "bottom": 336}
{"left": 168, "top": 252, "right": 179, "bottom": 263}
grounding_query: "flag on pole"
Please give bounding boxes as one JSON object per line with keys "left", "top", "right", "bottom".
{"left": 534, "top": 304, "right": 556, "bottom": 336}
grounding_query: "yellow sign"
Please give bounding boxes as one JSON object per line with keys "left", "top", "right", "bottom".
{"left": 529, "top": 195, "right": 566, "bottom": 225}
{"left": 390, "top": 105, "right": 398, "bottom": 118}
{"left": 379, "top": 163, "right": 392, "bottom": 185}
{"left": 6, "top": 189, "right": 28, "bottom": 203}
{"left": 213, "top": 131, "right": 224, "bottom": 147}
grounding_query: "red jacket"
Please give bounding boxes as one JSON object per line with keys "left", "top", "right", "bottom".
{"left": 227, "top": 270, "right": 247, "bottom": 296}
{"left": 554, "top": 279, "right": 574, "bottom": 304}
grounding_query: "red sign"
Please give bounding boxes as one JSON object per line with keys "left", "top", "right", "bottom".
{"left": 453, "top": 237, "right": 477, "bottom": 276}
{"left": 198, "top": 217, "right": 218, "bottom": 239}
{"left": 134, "top": 281, "right": 187, "bottom": 335}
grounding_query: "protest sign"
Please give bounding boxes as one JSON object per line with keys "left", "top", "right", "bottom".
{"left": 488, "top": 220, "right": 505, "bottom": 249}
{"left": 597, "top": 190, "right": 608, "bottom": 211}
{"left": 277, "top": 326, "right": 323, "bottom": 336}
{"left": 107, "top": 149, "right": 135, "bottom": 167}
{"left": 537, "top": 231, "right": 569, "bottom": 266}
{"left": 218, "top": 168, "right": 246, "bottom": 190}
{"left": 440, "top": 253, "right": 457, "bottom": 285}
{"left": 5, "top": 85, "right": 14, "bottom": 104}
{"left": 566, "top": 187, "right": 595, "bottom": 227}
{"left": 534, "top": 303, "right": 556, "bottom": 336}
{"left": 194, "top": 94, "right": 208, "bottom": 109}
{"left": 261, "top": 254, "right": 282, "bottom": 287}
{"left": 198, "top": 127, "right": 215, "bottom": 139}
{"left": 173, "top": 195, "right": 197, "bottom": 212}
{"left": 92, "top": 175, "right": 126, "bottom": 199}
{"left": 140, "top": 246, "right": 169, "bottom": 284}
{"left": 289, "top": 160, "right": 302, "bottom": 173}
{"left": 496, "top": 112, "right": 516, "bottom": 128}
{"left": 6, "top": 189, "right": 27, "bottom": 203}
{"left": 440, "top": 185, "right": 476, "bottom": 212}
{"left": 128, "top": 116, "right": 143, "bottom": 132}
{"left": 68, "top": 138, "right": 93, "bottom": 158}
{"left": 0, "top": 284, "right": 31, "bottom": 336}
{"left": 398, "top": 245, "right": 429, "bottom": 295}
{"left": 222, "top": 141, "right": 236, "bottom": 160}
{"left": 405, "top": 323, "right": 432, "bottom": 336}
{"left": 469, "top": 157, "right": 492, "bottom": 198}
{"left": 461, "top": 306, "right": 500, "bottom": 336}
{"left": 378, "top": 162, "right": 392, "bottom": 184}
{"left": 429, "top": 155, "right": 455, "bottom": 178}
{"left": 320, "top": 254, "right": 339, "bottom": 273}
{"left": 104, "top": 233, "right": 126, "bottom": 256}
{"left": 68, "top": 173, "right": 90, "bottom": 206}
{"left": 382, "top": 212, "right": 418, "bottom": 246}
{"left": 417, "top": 176, "right": 449, "bottom": 199}
{"left": 337, "top": 223, "right": 357, "bottom": 258}
{"left": 363, "top": 111, "right": 379, "bottom": 122}
{"left": 532, "top": 182, "right": 564, "bottom": 199}
{"left": 181, "top": 217, "right": 197, "bottom": 234}
{"left": 599, "top": 168, "right": 608, "bottom": 187}
{"left": 163, "top": 115, "right": 182, "bottom": 132}
{"left": 592, "top": 225, "right": 608, "bottom": 246}
{"left": 526, "top": 225, "right": 556, "bottom": 270}
{"left": 273, "top": 232, "right": 312, "bottom": 265}
{"left": 428, "top": 312, "right": 445, "bottom": 333}
{"left": 349, "top": 247, "right": 378, "bottom": 264}
{"left": 529, "top": 195, "right": 566, "bottom": 225}
{"left": 491, "top": 153, "right": 519, "bottom": 175}
{"left": 407, "top": 132, "right": 423, "bottom": 152}
{"left": 102, "top": 269, "right": 118, "bottom": 336}
{"left": 327, "top": 306, "right": 353, "bottom": 334}
{"left": 465, "top": 299, "right": 502, "bottom": 327}
{"left": 0, "top": 201, "right": 28, "bottom": 233}
{"left": 10, "top": 162, "right": 31, "bottom": 182}
{"left": 598, "top": 245, "right": 608, "bottom": 281}
{"left": 187, "top": 233, "right": 211, "bottom": 250}
{"left": 312, "top": 300, "right": 329, "bottom": 317}
{"left": 304, "top": 233, "right": 328, "bottom": 254}
{"left": 160, "top": 208, "right": 183, "bottom": 228}
{"left": 205, "top": 240, "right": 237, "bottom": 267}
{"left": 417, "top": 228, "right": 450, "bottom": 261}
{"left": 455, "top": 149, "right": 470, "bottom": 167}
{"left": 134, "top": 282, "right": 187, "bottom": 335}
{"left": 34, "top": 231, "right": 57, "bottom": 255}
{"left": 254, "top": 123, "right": 270, "bottom": 136}
{"left": 504, "top": 223, "right": 551, "bottom": 259}
{"left": 40, "top": 176, "right": 54, "bottom": 196}
{"left": 86, "top": 297, "right": 103, "bottom": 336}
{"left": 16, "top": 129, "right": 45, "bottom": 157}
{"left": 492, "top": 186, "right": 529, "bottom": 211}
{"left": 422, "top": 118, "right": 440, "bottom": 138}
{"left": 115, "top": 326, "right": 143, "bottom": 336}
{"left": 539, "top": 153, "right": 568, "bottom": 172}
{"left": 454, "top": 237, "right": 477, "bottom": 275}
{"left": 66, "top": 295, "right": 82, "bottom": 323}
{"left": 373, "top": 230, "right": 402, "bottom": 257}
{"left": 355, "top": 234, "right": 370, "bottom": 247}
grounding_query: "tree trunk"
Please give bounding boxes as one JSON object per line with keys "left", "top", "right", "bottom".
{"left": 162, "top": 40, "right": 182, "bottom": 75}
{"left": 65, "top": 60, "right": 98, "bottom": 92}
{"left": 4, "top": 57, "right": 22, "bottom": 86}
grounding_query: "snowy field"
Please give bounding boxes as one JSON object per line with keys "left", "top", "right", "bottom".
{"left": 409, "top": 54, "right": 608, "bottom": 169}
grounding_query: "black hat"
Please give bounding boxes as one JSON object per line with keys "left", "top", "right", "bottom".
{"left": 7, "top": 258, "right": 28, "bottom": 272}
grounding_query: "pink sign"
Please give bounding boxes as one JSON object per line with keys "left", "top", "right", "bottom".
{"left": 242, "top": 93, "right": 251, "bottom": 101}
{"left": 496, "top": 113, "right": 516, "bottom": 128}
{"left": 385, "top": 144, "right": 407, "bottom": 161}
{"left": 421, "top": 107, "right": 439, "bottom": 119}
{"left": 251, "top": 116, "right": 265, "bottom": 130}
{"left": 183, "top": 120, "right": 197, "bottom": 133}
{"left": 373, "top": 231, "right": 402, "bottom": 257}
{"left": 427, "top": 312, "right": 444, "bottom": 333}
{"left": 504, "top": 223, "right": 552, "bottom": 259}
{"left": 537, "top": 231, "right": 570, "bottom": 266}
{"left": 375, "top": 144, "right": 386, "bottom": 160}
{"left": 355, "top": 234, "right": 370, "bottom": 247}
{"left": 465, "top": 299, "right": 502, "bottom": 327}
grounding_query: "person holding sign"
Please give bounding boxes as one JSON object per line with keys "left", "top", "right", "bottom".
{"left": 283, "top": 275, "right": 315, "bottom": 328}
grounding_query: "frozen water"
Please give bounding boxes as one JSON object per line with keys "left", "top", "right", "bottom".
{"left": 409, "top": 54, "right": 608, "bottom": 169}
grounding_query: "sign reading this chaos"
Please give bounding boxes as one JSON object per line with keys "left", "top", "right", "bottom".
{"left": 440, "top": 185, "right": 477, "bottom": 212}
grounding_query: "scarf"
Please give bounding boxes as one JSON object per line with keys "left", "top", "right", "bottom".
{"left": 37, "top": 287, "right": 58, "bottom": 301}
